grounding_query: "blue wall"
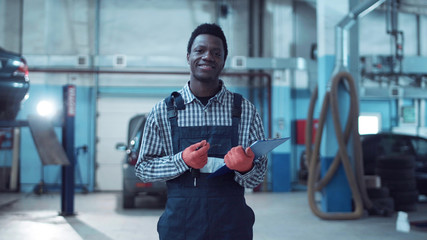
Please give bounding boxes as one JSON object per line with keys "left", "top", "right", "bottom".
{"left": 15, "top": 82, "right": 271, "bottom": 192}
{"left": 18, "top": 84, "right": 94, "bottom": 192}
{"left": 12, "top": 79, "right": 427, "bottom": 193}
{"left": 360, "top": 99, "right": 397, "bottom": 131}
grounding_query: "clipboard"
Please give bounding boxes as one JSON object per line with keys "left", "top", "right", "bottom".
{"left": 208, "top": 137, "right": 290, "bottom": 178}
{"left": 250, "top": 137, "right": 290, "bottom": 159}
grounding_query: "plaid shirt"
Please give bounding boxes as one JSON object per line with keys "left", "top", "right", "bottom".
{"left": 135, "top": 81, "right": 267, "bottom": 188}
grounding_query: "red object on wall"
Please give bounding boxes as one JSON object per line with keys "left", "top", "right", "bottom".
{"left": 296, "top": 119, "right": 318, "bottom": 145}
{"left": 0, "top": 128, "right": 13, "bottom": 149}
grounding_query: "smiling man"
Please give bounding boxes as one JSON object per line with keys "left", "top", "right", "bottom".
{"left": 136, "top": 23, "right": 267, "bottom": 240}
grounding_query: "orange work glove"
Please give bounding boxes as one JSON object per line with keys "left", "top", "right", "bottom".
{"left": 224, "top": 146, "right": 255, "bottom": 173}
{"left": 182, "top": 140, "right": 210, "bottom": 169}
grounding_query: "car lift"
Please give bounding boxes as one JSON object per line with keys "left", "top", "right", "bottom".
{"left": 0, "top": 84, "right": 77, "bottom": 216}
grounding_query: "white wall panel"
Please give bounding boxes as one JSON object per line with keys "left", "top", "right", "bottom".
{"left": 96, "top": 95, "right": 162, "bottom": 190}
{"left": 0, "top": 0, "right": 23, "bottom": 52}
{"left": 421, "top": 15, "right": 427, "bottom": 55}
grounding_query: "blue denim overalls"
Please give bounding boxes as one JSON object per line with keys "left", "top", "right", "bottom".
{"left": 157, "top": 92, "right": 255, "bottom": 240}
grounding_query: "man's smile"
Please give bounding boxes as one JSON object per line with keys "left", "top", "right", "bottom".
{"left": 198, "top": 63, "right": 215, "bottom": 70}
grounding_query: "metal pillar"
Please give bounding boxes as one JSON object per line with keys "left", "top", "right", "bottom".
{"left": 61, "top": 84, "right": 76, "bottom": 216}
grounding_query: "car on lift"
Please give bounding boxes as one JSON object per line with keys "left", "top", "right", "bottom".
{"left": 116, "top": 113, "right": 167, "bottom": 208}
{"left": 361, "top": 132, "right": 427, "bottom": 195}
{"left": 0, "top": 47, "right": 30, "bottom": 120}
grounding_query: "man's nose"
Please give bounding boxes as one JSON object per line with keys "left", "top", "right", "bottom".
{"left": 202, "top": 51, "right": 214, "bottom": 61}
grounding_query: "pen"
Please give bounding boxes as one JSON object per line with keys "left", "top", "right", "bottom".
{"left": 192, "top": 168, "right": 200, "bottom": 187}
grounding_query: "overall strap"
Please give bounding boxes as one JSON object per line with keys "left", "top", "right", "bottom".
{"left": 165, "top": 92, "right": 185, "bottom": 154}
{"left": 165, "top": 92, "right": 242, "bottom": 152}
{"left": 231, "top": 93, "right": 242, "bottom": 146}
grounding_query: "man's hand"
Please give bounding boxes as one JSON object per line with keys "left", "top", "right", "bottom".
{"left": 182, "top": 140, "right": 210, "bottom": 169}
{"left": 224, "top": 146, "right": 255, "bottom": 173}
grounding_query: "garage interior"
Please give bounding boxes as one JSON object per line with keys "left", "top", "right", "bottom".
{"left": 1, "top": 0, "right": 427, "bottom": 239}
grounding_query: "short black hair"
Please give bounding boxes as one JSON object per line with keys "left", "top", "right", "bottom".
{"left": 187, "top": 23, "right": 228, "bottom": 60}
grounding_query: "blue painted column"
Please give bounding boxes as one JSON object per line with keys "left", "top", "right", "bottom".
{"left": 316, "top": 0, "right": 352, "bottom": 212}
{"left": 272, "top": 71, "right": 292, "bottom": 192}
{"left": 269, "top": 2, "right": 293, "bottom": 192}
{"left": 61, "top": 85, "right": 76, "bottom": 216}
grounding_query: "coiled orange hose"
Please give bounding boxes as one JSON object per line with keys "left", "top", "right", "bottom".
{"left": 306, "top": 72, "right": 373, "bottom": 220}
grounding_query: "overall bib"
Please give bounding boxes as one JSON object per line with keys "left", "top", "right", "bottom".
{"left": 157, "top": 92, "right": 255, "bottom": 240}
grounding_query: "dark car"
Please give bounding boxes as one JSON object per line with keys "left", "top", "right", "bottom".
{"left": 116, "top": 113, "right": 167, "bottom": 208}
{"left": 361, "top": 132, "right": 427, "bottom": 195}
{"left": 0, "top": 47, "right": 30, "bottom": 120}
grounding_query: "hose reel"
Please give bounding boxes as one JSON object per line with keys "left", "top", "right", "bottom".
{"left": 306, "top": 71, "right": 373, "bottom": 220}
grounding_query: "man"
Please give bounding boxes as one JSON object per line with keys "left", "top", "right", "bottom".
{"left": 136, "top": 23, "right": 267, "bottom": 240}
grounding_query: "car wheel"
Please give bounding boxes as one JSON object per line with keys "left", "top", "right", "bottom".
{"left": 158, "top": 193, "right": 167, "bottom": 205}
{"left": 0, "top": 103, "right": 20, "bottom": 120}
{"left": 123, "top": 193, "right": 135, "bottom": 209}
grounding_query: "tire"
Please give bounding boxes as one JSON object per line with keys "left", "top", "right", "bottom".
{"left": 376, "top": 168, "right": 415, "bottom": 180}
{"left": 381, "top": 179, "right": 417, "bottom": 192}
{"left": 395, "top": 203, "right": 417, "bottom": 212}
{"left": 369, "top": 197, "right": 395, "bottom": 217}
{"left": 158, "top": 194, "right": 168, "bottom": 206}
{"left": 416, "top": 175, "right": 427, "bottom": 195}
{"left": 123, "top": 194, "right": 135, "bottom": 209}
{"left": 364, "top": 162, "right": 376, "bottom": 175}
{"left": 390, "top": 190, "right": 419, "bottom": 205}
{"left": 376, "top": 155, "right": 415, "bottom": 169}
{"left": 0, "top": 104, "right": 20, "bottom": 120}
{"left": 367, "top": 187, "right": 390, "bottom": 199}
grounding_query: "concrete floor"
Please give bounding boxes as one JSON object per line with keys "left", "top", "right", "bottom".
{"left": 0, "top": 191, "right": 426, "bottom": 240}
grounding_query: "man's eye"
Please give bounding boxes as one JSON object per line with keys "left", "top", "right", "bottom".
{"left": 194, "top": 49, "right": 203, "bottom": 53}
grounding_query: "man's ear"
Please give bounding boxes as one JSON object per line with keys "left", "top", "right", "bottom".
{"left": 220, "top": 59, "right": 226, "bottom": 70}
{"left": 186, "top": 53, "right": 190, "bottom": 64}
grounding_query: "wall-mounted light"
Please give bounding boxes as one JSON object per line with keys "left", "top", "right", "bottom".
{"left": 359, "top": 113, "right": 381, "bottom": 135}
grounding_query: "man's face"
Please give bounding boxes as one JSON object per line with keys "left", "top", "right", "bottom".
{"left": 187, "top": 34, "right": 225, "bottom": 83}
